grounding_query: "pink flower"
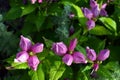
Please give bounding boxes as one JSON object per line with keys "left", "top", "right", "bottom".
{"left": 82, "top": 8, "right": 93, "bottom": 19}
{"left": 28, "top": 56, "right": 40, "bottom": 71}
{"left": 51, "top": 42, "right": 67, "bottom": 56}
{"left": 86, "top": 46, "right": 110, "bottom": 71}
{"left": 90, "top": 0, "right": 98, "bottom": 8}
{"left": 14, "top": 35, "right": 44, "bottom": 71}
{"left": 68, "top": 38, "right": 77, "bottom": 52}
{"left": 86, "top": 20, "right": 95, "bottom": 30}
{"left": 31, "top": 0, "right": 42, "bottom": 4}
{"left": 52, "top": 38, "right": 87, "bottom": 66}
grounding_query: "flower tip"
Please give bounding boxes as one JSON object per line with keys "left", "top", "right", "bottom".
{"left": 97, "top": 49, "right": 110, "bottom": 61}
{"left": 68, "top": 38, "right": 77, "bottom": 51}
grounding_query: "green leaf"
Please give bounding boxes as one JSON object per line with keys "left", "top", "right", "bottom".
{"left": 76, "top": 45, "right": 86, "bottom": 55}
{"left": 12, "top": 62, "right": 28, "bottom": 69}
{"left": 82, "top": 65, "right": 92, "bottom": 72}
{"left": 21, "top": 4, "right": 37, "bottom": 16}
{"left": 99, "top": 17, "right": 117, "bottom": 33}
{"left": 4, "top": 7, "right": 22, "bottom": 20}
{"left": 62, "top": 1, "right": 87, "bottom": 26}
{"left": 43, "top": 37, "right": 53, "bottom": 48}
{"left": 35, "top": 13, "right": 46, "bottom": 30}
{"left": 49, "top": 61, "right": 66, "bottom": 80}
{"left": 89, "top": 25, "right": 112, "bottom": 35}
{"left": 29, "top": 64, "right": 45, "bottom": 80}
{"left": 0, "top": 14, "right": 3, "bottom": 21}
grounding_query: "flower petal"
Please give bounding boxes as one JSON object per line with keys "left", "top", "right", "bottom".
{"left": 86, "top": 46, "right": 97, "bottom": 61}
{"left": 51, "top": 42, "right": 67, "bottom": 56}
{"left": 82, "top": 8, "right": 93, "bottom": 19}
{"left": 93, "top": 63, "right": 99, "bottom": 71}
{"left": 101, "top": 3, "right": 107, "bottom": 9}
{"left": 90, "top": 0, "right": 98, "bottom": 8}
{"left": 68, "top": 38, "right": 77, "bottom": 52}
{"left": 91, "top": 6, "right": 100, "bottom": 17}
{"left": 62, "top": 54, "right": 73, "bottom": 66}
{"left": 86, "top": 20, "right": 95, "bottom": 30}
{"left": 20, "top": 35, "right": 32, "bottom": 51}
{"left": 14, "top": 51, "right": 29, "bottom": 62}
{"left": 97, "top": 49, "right": 110, "bottom": 61}
{"left": 31, "top": 43, "right": 44, "bottom": 54}
{"left": 31, "top": 0, "right": 37, "bottom": 4}
{"left": 100, "top": 9, "right": 107, "bottom": 16}
{"left": 28, "top": 56, "right": 40, "bottom": 71}
{"left": 38, "top": 0, "right": 42, "bottom": 3}
{"left": 73, "top": 52, "right": 87, "bottom": 64}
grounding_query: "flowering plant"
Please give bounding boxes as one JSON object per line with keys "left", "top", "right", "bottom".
{"left": 0, "top": 0, "right": 120, "bottom": 80}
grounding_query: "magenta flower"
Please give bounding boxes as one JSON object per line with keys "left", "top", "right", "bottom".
{"left": 28, "top": 56, "right": 40, "bottom": 71}
{"left": 86, "top": 46, "right": 110, "bottom": 71}
{"left": 100, "top": 3, "right": 108, "bottom": 16}
{"left": 91, "top": 6, "right": 100, "bottom": 18}
{"left": 14, "top": 35, "right": 44, "bottom": 71}
{"left": 51, "top": 42, "right": 67, "bottom": 56}
{"left": 82, "top": 8, "right": 93, "bottom": 19}
{"left": 82, "top": 0, "right": 108, "bottom": 30}
{"left": 90, "top": 0, "right": 98, "bottom": 8}
{"left": 31, "top": 0, "right": 42, "bottom": 4}
{"left": 52, "top": 38, "right": 87, "bottom": 66}
{"left": 86, "top": 20, "right": 95, "bottom": 30}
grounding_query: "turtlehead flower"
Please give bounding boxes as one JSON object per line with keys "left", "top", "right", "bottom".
{"left": 86, "top": 20, "right": 95, "bottom": 30}
{"left": 14, "top": 35, "right": 44, "bottom": 71}
{"left": 90, "top": 0, "right": 98, "bottom": 8}
{"left": 82, "top": 0, "right": 108, "bottom": 30}
{"left": 52, "top": 38, "right": 87, "bottom": 66}
{"left": 100, "top": 3, "right": 108, "bottom": 16}
{"left": 82, "top": 8, "right": 93, "bottom": 19}
{"left": 86, "top": 46, "right": 110, "bottom": 71}
{"left": 91, "top": 6, "right": 100, "bottom": 18}
{"left": 51, "top": 42, "right": 67, "bottom": 56}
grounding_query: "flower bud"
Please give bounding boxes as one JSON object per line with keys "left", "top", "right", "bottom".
{"left": 86, "top": 20, "right": 95, "bottom": 30}
{"left": 73, "top": 52, "right": 87, "bottom": 64}
{"left": 91, "top": 6, "right": 100, "bottom": 17}
{"left": 100, "top": 9, "right": 107, "bottom": 16}
{"left": 97, "top": 49, "right": 110, "bottom": 61}
{"left": 90, "top": 0, "right": 98, "bottom": 8}
{"left": 28, "top": 56, "right": 40, "bottom": 71}
{"left": 51, "top": 42, "right": 67, "bottom": 56}
{"left": 62, "top": 54, "right": 73, "bottom": 66}
{"left": 86, "top": 46, "right": 96, "bottom": 61}
{"left": 82, "top": 8, "right": 93, "bottom": 19}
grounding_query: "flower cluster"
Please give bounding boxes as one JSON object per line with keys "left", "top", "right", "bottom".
{"left": 14, "top": 35, "right": 44, "bottom": 71}
{"left": 82, "top": 0, "right": 108, "bottom": 30}
{"left": 52, "top": 38, "right": 87, "bottom": 66}
{"left": 14, "top": 36, "right": 110, "bottom": 71}
{"left": 86, "top": 46, "right": 110, "bottom": 71}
